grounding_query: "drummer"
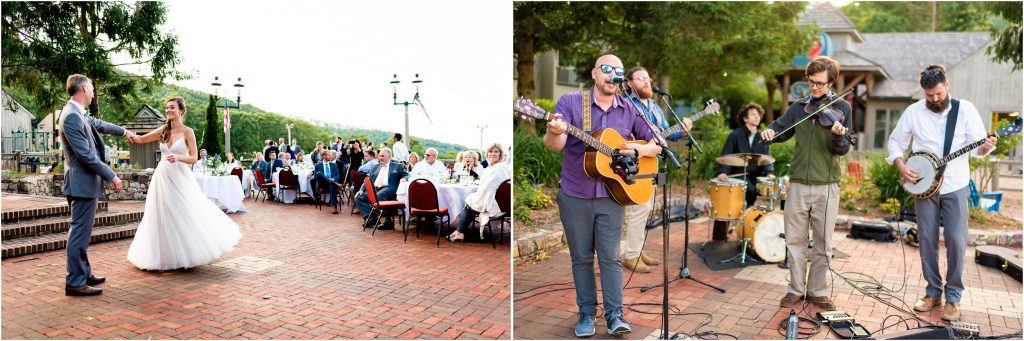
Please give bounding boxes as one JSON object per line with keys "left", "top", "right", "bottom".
{"left": 715, "top": 102, "right": 774, "bottom": 207}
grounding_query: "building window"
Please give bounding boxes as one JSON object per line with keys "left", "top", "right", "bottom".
{"left": 874, "top": 109, "right": 902, "bottom": 149}
{"left": 556, "top": 66, "right": 581, "bottom": 86}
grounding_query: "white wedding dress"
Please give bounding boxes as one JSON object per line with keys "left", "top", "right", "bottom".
{"left": 127, "top": 137, "right": 242, "bottom": 270}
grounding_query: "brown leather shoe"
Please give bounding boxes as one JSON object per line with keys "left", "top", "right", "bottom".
{"left": 806, "top": 296, "right": 836, "bottom": 310}
{"left": 941, "top": 302, "right": 961, "bottom": 321}
{"left": 622, "top": 257, "right": 650, "bottom": 273}
{"left": 640, "top": 252, "right": 660, "bottom": 266}
{"left": 914, "top": 296, "right": 942, "bottom": 312}
{"left": 780, "top": 293, "right": 803, "bottom": 307}
{"left": 86, "top": 275, "right": 105, "bottom": 286}
{"left": 65, "top": 285, "right": 102, "bottom": 296}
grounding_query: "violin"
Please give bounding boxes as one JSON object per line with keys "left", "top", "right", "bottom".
{"left": 805, "top": 93, "right": 857, "bottom": 146}
{"left": 766, "top": 90, "right": 857, "bottom": 146}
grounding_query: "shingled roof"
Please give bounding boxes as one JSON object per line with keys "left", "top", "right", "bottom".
{"left": 123, "top": 104, "right": 166, "bottom": 130}
{"left": 857, "top": 32, "right": 991, "bottom": 98}
{"left": 797, "top": 2, "right": 863, "bottom": 41}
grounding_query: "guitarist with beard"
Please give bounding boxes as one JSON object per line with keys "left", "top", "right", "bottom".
{"left": 886, "top": 64, "right": 996, "bottom": 321}
{"left": 544, "top": 54, "right": 662, "bottom": 337}
{"left": 620, "top": 66, "right": 692, "bottom": 274}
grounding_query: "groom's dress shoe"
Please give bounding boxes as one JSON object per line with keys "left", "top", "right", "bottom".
{"left": 65, "top": 284, "right": 103, "bottom": 296}
{"left": 86, "top": 275, "right": 105, "bottom": 286}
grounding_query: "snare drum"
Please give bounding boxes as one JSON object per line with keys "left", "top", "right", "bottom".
{"left": 741, "top": 207, "right": 786, "bottom": 263}
{"left": 709, "top": 178, "right": 746, "bottom": 220}
{"left": 756, "top": 177, "right": 780, "bottom": 197}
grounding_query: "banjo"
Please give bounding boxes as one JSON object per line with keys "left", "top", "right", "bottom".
{"left": 901, "top": 117, "right": 1021, "bottom": 198}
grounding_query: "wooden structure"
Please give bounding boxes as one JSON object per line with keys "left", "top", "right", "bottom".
{"left": 123, "top": 105, "right": 165, "bottom": 169}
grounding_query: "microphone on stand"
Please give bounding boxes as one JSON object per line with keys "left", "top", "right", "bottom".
{"left": 653, "top": 86, "right": 671, "bottom": 97}
{"left": 610, "top": 76, "right": 627, "bottom": 83}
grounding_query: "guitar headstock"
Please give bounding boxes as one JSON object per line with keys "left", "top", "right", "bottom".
{"left": 702, "top": 100, "right": 721, "bottom": 115}
{"left": 513, "top": 97, "right": 551, "bottom": 122}
{"left": 996, "top": 116, "right": 1023, "bottom": 138}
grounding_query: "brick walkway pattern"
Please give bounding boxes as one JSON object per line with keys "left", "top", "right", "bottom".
{"left": 2, "top": 198, "right": 511, "bottom": 339}
{"left": 514, "top": 217, "right": 1022, "bottom": 339}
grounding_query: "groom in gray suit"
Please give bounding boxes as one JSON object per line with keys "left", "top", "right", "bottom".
{"left": 59, "top": 74, "right": 137, "bottom": 296}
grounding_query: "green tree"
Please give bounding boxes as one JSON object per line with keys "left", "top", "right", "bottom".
{"left": 201, "top": 95, "right": 223, "bottom": 157}
{"left": 2, "top": 2, "right": 185, "bottom": 121}
{"left": 843, "top": 2, "right": 999, "bottom": 33}
{"left": 984, "top": 2, "right": 1023, "bottom": 70}
{"left": 513, "top": 2, "right": 603, "bottom": 134}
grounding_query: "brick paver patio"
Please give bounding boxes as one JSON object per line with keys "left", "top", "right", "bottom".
{"left": 2, "top": 197, "right": 511, "bottom": 339}
{"left": 514, "top": 216, "right": 1022, "bottom": 339}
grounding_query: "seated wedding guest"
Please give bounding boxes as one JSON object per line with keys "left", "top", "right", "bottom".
{"left": 407, "top": 152, "right": 420, "bottom": 171}
{"left": 295, "top": 151, "right": 311, "bottom": 167}
{"left": 193, "top": 149, "right": 209, "bottom": 173}
{"left": 267, "top": 152, "right": 284, "bottom": 178}
{"left": 314, "top": 150, "right": 343, "bottom": 214}
{"left": 356, "top": 148, "right": 408, "bottom": 230}
{"left": 250, "top": 153, "right": 266, "bottom": 171}
{"left": 358, "top": 149, "right": 379, "bottom": 173}
{"left": 224, "top": 153, "right": 240, "bottom": 169}
{"left": 463, "top": 150, "right": 484, "bottom": 179}
{"left": 311, "top": 141, "right": 325, "bottom": 164}
{"left": 290, "top": 138, "right": 302, "bottom": 158}
{"left": 453, "top": 152, "right": 466, "bottom": 172}
{"left": 411, "top": 147, "right": 448, "bottom": 177}
{"left": 449, "top": 143, "right": 511, "bottom": 241}
{"left": 280, "top": 152, "right": 293, "bottom": 168}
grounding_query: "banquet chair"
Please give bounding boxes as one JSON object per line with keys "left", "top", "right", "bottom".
{"left": 361, "top": 177, "right": 406, "bottom": 236}
{"left": 407, "top": 179, "right": 451, "bottom": 247}
{"left": 252, "top": 169, "right": 276, "bottom": 203}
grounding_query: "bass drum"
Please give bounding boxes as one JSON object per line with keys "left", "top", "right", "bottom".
{"left": 741, "top": 208, "right": 786, "bottom": 263}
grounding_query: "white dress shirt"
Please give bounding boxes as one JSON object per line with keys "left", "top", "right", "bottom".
{"left": 392, "top": 141, "right": 409, "bottom": 162}
{"left": 886, "top": 98, "right": 990, "bottom": 195}
{"left": 411, "top": 160, "right": 448, "bottom": 176}
{"left": 375, "top": 162, "right": 391, "bottom": 188}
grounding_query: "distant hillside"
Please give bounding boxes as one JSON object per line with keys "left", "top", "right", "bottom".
{"left": 3, "top": 80, "right": 469, "bottom": 159}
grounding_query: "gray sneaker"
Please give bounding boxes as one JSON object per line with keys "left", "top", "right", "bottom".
{"left": 574, "top": 312, "right": 596, "bottom": 337}
{"left": 606, "top": 310, "right": 631, "bottom": 336}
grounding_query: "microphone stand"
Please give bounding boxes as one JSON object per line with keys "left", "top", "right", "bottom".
{"left": 621, "top": 84, "right": 723, "bottom": 341}
{"left": 639, "top": 91, "right": 724, "bottom": 295}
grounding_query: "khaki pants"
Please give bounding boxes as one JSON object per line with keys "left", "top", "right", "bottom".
{"left": 623, "top": 194, "right": 656, "bottom": 260}
{"left": 784, "top": 182, "right": 839, "bottom": 297}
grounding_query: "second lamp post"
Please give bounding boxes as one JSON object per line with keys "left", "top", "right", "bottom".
{"left": 390, "top": 74, "right": 422, "bottom": 150}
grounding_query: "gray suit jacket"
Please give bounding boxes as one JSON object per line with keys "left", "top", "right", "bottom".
{"left": 59, "top": 101, "right": 126, "bottom": 198}
{"left": 360, "top": 160, "right": 408, "bottom": 194}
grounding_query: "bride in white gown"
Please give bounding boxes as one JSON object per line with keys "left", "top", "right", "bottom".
{"left": 126, "top": 97, "right": 242, "bottom": 270}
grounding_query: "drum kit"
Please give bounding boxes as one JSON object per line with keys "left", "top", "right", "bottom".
{"left": 707, "top": 153, "right": 790, "bottom": 264}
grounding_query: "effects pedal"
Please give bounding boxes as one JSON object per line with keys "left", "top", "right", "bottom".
{"left": 949, "top": 321, "right": 980, "bottom": 338}
{"left": 817, "top": 311, "right": 855, "bottom": 323}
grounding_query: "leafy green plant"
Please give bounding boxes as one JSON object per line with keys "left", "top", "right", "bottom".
{"left": 866, "top": 152, "right": 914, "bottom": 209}
{"left": 513, "top": 127, "right": 563, "bottom": 186}
{"left": 880, "top": 197, "right": 902, "bottom": 215}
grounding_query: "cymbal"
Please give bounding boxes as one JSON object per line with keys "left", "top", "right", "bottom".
{"left": 715, "top": 153, "right": 775, "bottom": 167}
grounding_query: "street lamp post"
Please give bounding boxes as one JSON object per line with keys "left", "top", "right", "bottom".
{"left": 285, "top": 123, "right": 294, "bottom": 142}
{"left": 475, "top": 124, "right": 487, "bottom": 152}
{"left": 211, "top": 76, "right": 244, "bottom": 154}
{"left": 390, "top": 74, "right": 422, "bottom": 150}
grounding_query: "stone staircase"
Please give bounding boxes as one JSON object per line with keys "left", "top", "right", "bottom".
{"left": 1, "top": 198, "right": 144, "bottom": 259}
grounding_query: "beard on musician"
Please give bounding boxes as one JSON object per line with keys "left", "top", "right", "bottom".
{"left": 925, "top": 87, "right": 951, "bottom": 113}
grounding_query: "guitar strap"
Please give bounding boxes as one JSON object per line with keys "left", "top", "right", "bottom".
{"left": 582, "top": 90, "right": 592, "bottom": 134}
{"left": 938, "top": 98, "right": 960, "bottom": 176}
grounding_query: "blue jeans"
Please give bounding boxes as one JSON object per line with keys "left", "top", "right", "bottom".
{"left": 557, "top": 190, "right": 625, "bottom": 316}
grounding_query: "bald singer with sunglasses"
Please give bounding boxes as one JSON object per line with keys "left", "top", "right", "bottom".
{"left": 544, "top": 54, "right": 661, "bottom": 337}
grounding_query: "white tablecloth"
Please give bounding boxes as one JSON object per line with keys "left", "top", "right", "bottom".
{"left": 241, "top": 169, "right": 254, "bottom": 194}
{"left": 194, "top": 175, "right": 246, "bottom": 213}
{"left": 396, "top": 181, "right": 478, "bottom": 223}
{"left": 272, "top": 170, "right": 314, "bottom": 204}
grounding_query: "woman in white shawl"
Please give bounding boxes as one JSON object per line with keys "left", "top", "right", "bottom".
{"left": 449, "top": 143, "right": 511, "bottom": 241}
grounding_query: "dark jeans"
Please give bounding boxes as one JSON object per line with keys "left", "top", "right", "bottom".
{"left": 456, "top": 205, "right": 480, "bottom": 233}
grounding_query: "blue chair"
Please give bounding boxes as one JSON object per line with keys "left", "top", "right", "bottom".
{"left": 968, "top": 179, "right": 1002, "bottom": 213}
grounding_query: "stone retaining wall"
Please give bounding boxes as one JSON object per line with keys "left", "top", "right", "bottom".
{"left": 2, "top": 171, "right": 154, "bottom": 200}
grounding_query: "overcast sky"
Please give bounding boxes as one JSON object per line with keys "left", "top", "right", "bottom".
{"left": 119, "top": 0, "right": 511, "bottom": 150}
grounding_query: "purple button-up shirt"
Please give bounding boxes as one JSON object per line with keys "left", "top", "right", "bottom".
{"left": 555, "top": 88, "right": 655, "bottom": 200}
